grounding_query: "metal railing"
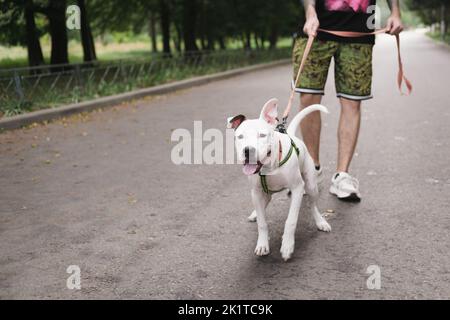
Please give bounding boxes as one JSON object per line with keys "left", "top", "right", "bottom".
{"left": 0, "top": 48, "right": 291, "bottom": 117}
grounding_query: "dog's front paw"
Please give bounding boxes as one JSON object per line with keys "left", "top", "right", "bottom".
{"left": 280, "top": 239, "right": 295, "bottom": 261}
{"left": 254, "top": 241, "right": 270, "bottom": 256}
{"left": 316, "top": 219, "right": 331, "bottom": 232}
{"left": 247, "top": 211, "right": 257, "bottom": 222}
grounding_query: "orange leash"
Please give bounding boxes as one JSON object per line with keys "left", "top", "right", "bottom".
{"left": 282, "top": 28, "right": 412, "bottom": 122}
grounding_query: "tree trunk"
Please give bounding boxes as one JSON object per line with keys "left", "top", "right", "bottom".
{"left": 269, "top": 23, "right": 279, "bottom": 50}
{"left": 206, "top": 36, "right": 214, "bottom": 51}
{"left": 77, "top": 0, "right": 96, "bottom": 62}
{"left": 182, "top": 0, "right": 199, "bottom": 52}
{"left": 218, "top": 36, "right": 226, "bottom": 50}
{"left": 24, "top": 0, "right": 44, "bottom": 67}
{"left": 268, "top": 1, "right": 280, "bottom": 50}
{"left": 174, "top": 22, "right": 182, "bottom": 52}
{"left": 48, "top": 0, "right": 69, "bottom": 66}
{"left": 244, "top": 31, "right": 252, "bottom": 50}
{"left": 200, "top": 33, "right": 207, "bottom": 50}
{"left": 254, "top": 33, "right": 260, "bottom": 49}
{"left": 149, "top": 12, "right": 158, "bottom": 53}
{"left": 159, "top": 0, "right": 171, "bottom": 55}
{"left": 441, "top": 3, "right": 446, "bottom": 41}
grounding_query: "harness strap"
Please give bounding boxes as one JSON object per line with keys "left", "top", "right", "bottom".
{"left": 260, "top": 175, "right": 284, "bottom": 195}
{"left": 260, "top": 138, "right": 300, "bottom": 195}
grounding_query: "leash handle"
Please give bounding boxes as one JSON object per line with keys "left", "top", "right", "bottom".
{"left": 282, "top": 28, "right": 412, "bottom": 122}
{"left": 283, "top": 35, "right": 315, "bottom": 120}
{"left": 395, "top": 34, "right": 413, "bottom": 95}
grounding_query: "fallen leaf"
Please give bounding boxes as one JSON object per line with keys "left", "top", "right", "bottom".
{"left": 127, "top": 193, "right": 138, "bottom": 205}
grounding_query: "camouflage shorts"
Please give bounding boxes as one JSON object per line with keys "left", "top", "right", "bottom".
{"left": 292, "top": 37, "right": 374, "bottom": 100}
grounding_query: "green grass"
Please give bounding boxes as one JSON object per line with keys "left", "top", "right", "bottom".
{"left": 0, "top": 35, "right": 293, "bottom": 69}
{"left": 0, "top": 48, "right": 291, "bottom": 117}
{"left": 0, "top": 33, "right": 293, "bottom": 117}
{"left": 0, "top": 39, "right": 155, "bottom": 69}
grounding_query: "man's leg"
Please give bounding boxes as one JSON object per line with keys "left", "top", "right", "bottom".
{"left": 329, "top": 42, "right": 373, "bottom": 201}
{"left": 329, "top": 97, "right": 362, "bottom": 201}
{"left": 337, "top": 98, "right": 361, "bottom": 173}
{"left": 300, "top": 94, "right": 323, "bottom": 167}
{"left": 292, "top": 37, "right": 334, "bottom": 168}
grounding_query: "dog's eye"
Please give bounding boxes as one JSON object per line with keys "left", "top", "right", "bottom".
{"left": 237, "top": 134, "right": 244, "bottom": 140}
{"left": 259, "top": 133, "right": 267, "bottom": 138}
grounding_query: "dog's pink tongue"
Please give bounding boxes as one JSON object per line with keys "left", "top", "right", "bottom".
{"left": 243, "top": 164, "right": 258, "bottom": 176}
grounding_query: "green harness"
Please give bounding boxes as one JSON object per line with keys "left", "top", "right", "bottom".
{"left": 259, "top": 138, "right": 300, "bottom": 195}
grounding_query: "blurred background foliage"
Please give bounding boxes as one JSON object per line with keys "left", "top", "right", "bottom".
{"left": 0, "top": 0, "right": 302, "bottom": 68}
{"left": 0, "top": 0, "right": 448, "bottom": 69}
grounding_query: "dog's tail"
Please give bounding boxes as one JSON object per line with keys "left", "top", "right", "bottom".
{"left": 286, "top": 104, "right": 329, "bottom": 138}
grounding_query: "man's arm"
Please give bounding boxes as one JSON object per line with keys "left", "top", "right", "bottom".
{"left": 386, "top": 0, "right": 404, "bottom": 35}
{"left": 302, "top": 0, "right": 319, "bottom": 37}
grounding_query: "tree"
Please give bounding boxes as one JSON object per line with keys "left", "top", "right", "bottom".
{"left": 182, "top": 0, "right": 199, "bottom": 52}
{"left": 78, "top": 0, "right": 96, "bottom": 62}
{"left": 0, "top": 0, "right": 308, "bottom": 69}
{"left": 32, "top": 0, "right": 69, "bottom": 65}
{"left": 408, "top": 0, "right": 449, "bottom": 37}
{"left": 149, "top": 11, "right": 158, "bottom": 53}
{"left": 24, "top": 0, "right": 44, "bottom": 66}
{"left": 0, "top": 0, "right": 44, "bottom": 67}
{"left": 159, "top": 0, "right": 171, "bottom": 55}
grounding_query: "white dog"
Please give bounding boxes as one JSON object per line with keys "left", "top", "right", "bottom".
{"left": 228, "top": 98, "right": 331, "bottom": 261}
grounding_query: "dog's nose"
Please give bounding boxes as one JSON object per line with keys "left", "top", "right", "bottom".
{"left": 244, "top": 147, "right": 256, "bottom": 161}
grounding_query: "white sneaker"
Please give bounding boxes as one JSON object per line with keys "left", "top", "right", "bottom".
{"left": 329, "top": 172, "right": 361, "bottom": 202}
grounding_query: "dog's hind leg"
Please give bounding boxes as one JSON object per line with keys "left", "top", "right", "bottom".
{"left": 302, "top": 154, "right": 331, "bottom": 232}
{"left": 248, "top": 210, "right": 257, "bottom": 222}
{"left": 248, "top": 197, "right": 271, "bottom": 222}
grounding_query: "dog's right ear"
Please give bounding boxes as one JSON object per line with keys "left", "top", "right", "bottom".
{"left": 227, "top": 115, "right": 246, "bottom": 130}
{"left": 260, "top": 98, "right": 279, "bottom": 126}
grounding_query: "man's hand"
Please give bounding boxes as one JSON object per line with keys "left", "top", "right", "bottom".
{"left": 303, "top": 5, "right": 319, "bottom": 37}
{"left": 386, "top": 14, "right": 404, "bottom": 35}
{"left": 386, "top": 1, "right": 403, "bottom": 35}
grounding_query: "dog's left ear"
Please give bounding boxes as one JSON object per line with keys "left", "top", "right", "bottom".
{"left": 227, "top": 114, "right": 246, "bottom": 130}
{"left": 260, "top": 98, "right": 279, "bottom": 126}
